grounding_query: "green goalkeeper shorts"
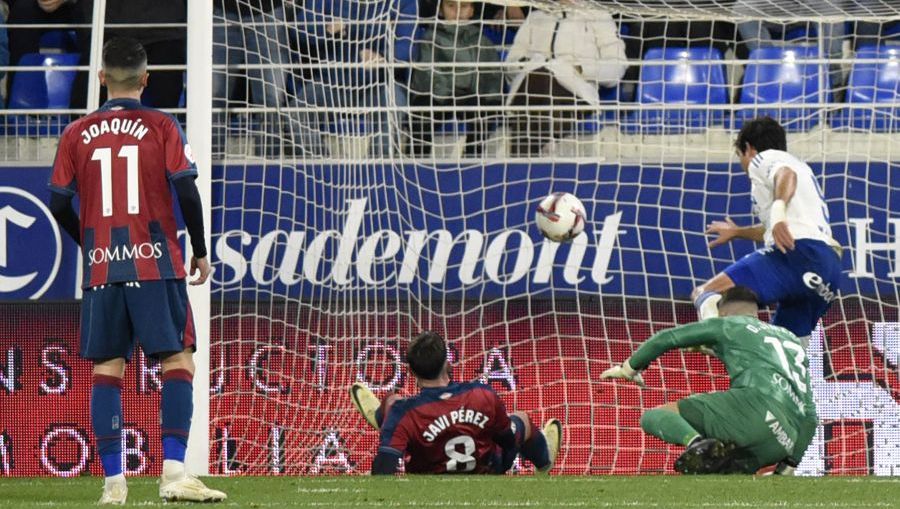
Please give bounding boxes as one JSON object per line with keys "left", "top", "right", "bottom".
{"left": 677, "top": 387, "right": 810, "bottom": 473}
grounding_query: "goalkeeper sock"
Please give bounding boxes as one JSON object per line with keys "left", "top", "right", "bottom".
{"left": 161, "top": 369, "right": 193, "bottom": 464}
{"left": 520, "top": 425, "right": 550, "bottom": 470}
{"left": 640, "top": 408, "right": 701, "bottom": 446}
{"left": 694, "top": 291, "right": 722, "bottom": 320}
{"left": 91, "top": 374, "right": 124, "bottom": 478}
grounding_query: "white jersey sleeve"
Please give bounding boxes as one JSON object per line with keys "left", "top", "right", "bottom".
{"left": 747, "top": 149, "right": 838, "bottom": 248}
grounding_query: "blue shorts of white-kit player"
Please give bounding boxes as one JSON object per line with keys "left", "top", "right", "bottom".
{"left": 724, "top": 239, "right": 841, "bottom": 337}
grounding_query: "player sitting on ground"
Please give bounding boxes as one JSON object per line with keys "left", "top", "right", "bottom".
{"left": 48, "top": 38, "right": 225, "bottom": 504}
{"left": 692, "top": 116, "right": 841, "bottom": 347}
{"left": 601, "top": 286, "right": 817, "bottom": 474}
{"left": 350, "top": 331, "right": 562, "bottom": 474}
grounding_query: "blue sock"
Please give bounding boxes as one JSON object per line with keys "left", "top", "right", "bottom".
{"left": 521, "top": 429, "right": 550, "bottom": 470}
{"left": 161, "top": 369, "right": 194, "bottom": 462}
{"left": 91, "top": 374, "right": 123, "bottom": 477}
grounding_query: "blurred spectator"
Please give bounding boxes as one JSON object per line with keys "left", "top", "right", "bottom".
{"left": 65, "top": 0, "right": 186, "bottom": 110}
{"left": 103, "top": 0, "right": 186, "bottom": 108}
{"left": 481, "top": 2, "right": 527, "bottom": 46}
{"left": 213, "top": 0, "right": 293, "bottom": 155}
{"left": 7, "top": 0, "right": 84, "bottom": 105}
{"left": 408, "top": 0, "right": 502, "bottom": 157}
{"left": 294, "top": 0, "right": 419, "bottom": 157}
{"left": 505, "top": 5, "right": 626, "bottom": 156}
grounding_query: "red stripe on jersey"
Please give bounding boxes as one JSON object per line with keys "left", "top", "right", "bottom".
{"left": 183, "top": 299, "right": 196, "bottom": 351}
{"left": 130, "top": 216, "right": 162, "bottom": 281}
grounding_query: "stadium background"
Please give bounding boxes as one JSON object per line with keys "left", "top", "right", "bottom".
{"left": 0, "top": 0, "right": 899, "bottom": 479}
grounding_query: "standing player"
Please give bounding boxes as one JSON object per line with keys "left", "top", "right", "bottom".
{"left": 47, "top": 38, "right": 225, "bottom": 504}
{"left": 349, "top": 331, "right": 562, "bottom": 474}
{"left": 602, "top": 287, "right": 817, "bottom": 474}
{"left": 693, "top": 116, "right": 841, "bottom": 346}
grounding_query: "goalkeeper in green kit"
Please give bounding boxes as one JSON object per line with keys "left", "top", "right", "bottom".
{"left": 601, "top": 286, "right": 817, "bottom": 474}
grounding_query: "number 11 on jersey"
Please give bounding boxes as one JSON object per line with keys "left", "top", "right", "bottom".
{"left": 91, "top": 145, "right": 140, "bottom": 217}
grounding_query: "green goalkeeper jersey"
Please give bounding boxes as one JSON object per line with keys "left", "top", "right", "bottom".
{"left": 628, "top": 316, "right": 816, "bottom": 420}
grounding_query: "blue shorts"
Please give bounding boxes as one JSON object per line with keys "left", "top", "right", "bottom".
{"left": 80, "top": 279, "right": 196, "bottom": 361}
{"left": 724, "top": 239, "right": 841, "bottom": 337}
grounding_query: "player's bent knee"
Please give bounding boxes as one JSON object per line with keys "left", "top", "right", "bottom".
{"left": 159, "top": 349, "right": 196, "bottom": 375}
{"left": 93, "top": 357, "right": 126, "bottom": 378}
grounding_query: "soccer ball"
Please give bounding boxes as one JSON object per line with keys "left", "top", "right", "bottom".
{"left": 535, "top": 192, "right": 587, "bottom": 242}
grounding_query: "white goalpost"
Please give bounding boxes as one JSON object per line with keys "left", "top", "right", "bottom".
{"left": 185, "top": 0, "right": 214, "bottom": 476}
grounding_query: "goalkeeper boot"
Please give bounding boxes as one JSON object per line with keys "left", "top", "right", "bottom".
{"left": 537, "top": 419, "right": 563, "bottom": 473}
{"left": 98, "top": 476, "right": 127, "bottom": 505}
{"left": 350, "top": 382, "right": 382, "bottom": 431}
{"left": 159, "top": 464, "right": 227, "bottom": 503}
{"left": 674, "top": 437, "right": 737, "bottom": 475}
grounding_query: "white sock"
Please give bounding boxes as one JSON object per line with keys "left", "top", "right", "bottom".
{"left": 162, "top": 459, "right": 186, "bottom": 480}
{"left": 695, "top": 292, "right": 722, "bottom": 320}
{"left": 104, "top": 473, "right": 126, "bottom": 486}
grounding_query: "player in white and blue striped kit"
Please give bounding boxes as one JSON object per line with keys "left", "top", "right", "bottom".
{"left": 692, "top": 117, "right": 842, "bottom": 348}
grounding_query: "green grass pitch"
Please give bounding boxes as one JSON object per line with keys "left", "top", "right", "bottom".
{"left": 2, "top": 476, "right": 899, "bottom": 508}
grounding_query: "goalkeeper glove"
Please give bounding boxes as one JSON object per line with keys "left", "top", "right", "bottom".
{"left": 600, "top": 359, "right": 646, "bottom": 387}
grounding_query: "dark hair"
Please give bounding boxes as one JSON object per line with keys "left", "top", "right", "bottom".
{"left": 407, "top": 331, "right": 447, "bottom": 380}
{"left": 734, "top": 116, "right": 787, "bottom": 154}
{"left": 102, "top": 37, "right": 147, "bottom": 89}
{"left": 718, "top": 286, "right": 760, "bottom": 309}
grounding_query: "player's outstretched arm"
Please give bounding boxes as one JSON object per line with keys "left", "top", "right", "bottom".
{"left": 602, "top": 320, "right": 727, "bottom": 385}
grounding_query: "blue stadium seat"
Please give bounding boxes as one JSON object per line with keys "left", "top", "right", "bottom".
{"left": 598, "top": 85, "right": 621, "bottom": 124}
{"left": 885, "top": 22, "right": 900, "bottom": 39}
{"left": 5, "top": 53, "right": 80, "bottom": 136}
{"left": 38, "top": 30, "right": 79, "bottom": 53}
{"left": 784, "top": 24, "right": 816, "bottom": 42}
{"left": 832, "top": 45, "right": 900, "bottom": 132}
{"left": 622, "top": 47, "right": 728, "bottom": 134}
{"left": 732, "top": 46, "right": 831, "bottom": 132}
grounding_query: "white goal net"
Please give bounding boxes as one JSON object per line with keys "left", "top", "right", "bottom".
{"left": 209, "top": 0, "right": 900, "bottom": 475}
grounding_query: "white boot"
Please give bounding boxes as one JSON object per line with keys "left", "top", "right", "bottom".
{"left": 98, "top": 474, "right": 127, "bottom": 505}
{"left": 159, "top": 460, "right": 227, "bottom": 503}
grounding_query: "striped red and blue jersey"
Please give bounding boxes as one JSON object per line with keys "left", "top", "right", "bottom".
{"left": 49, "top": 98, "right": 197, "bottom": 288}
{"left": 378, "top": 382, "right": 512, "bottom": 474}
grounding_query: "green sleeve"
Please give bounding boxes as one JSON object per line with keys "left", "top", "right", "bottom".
{"left": 628, "top": 319, "right": 727, "bottom": 371}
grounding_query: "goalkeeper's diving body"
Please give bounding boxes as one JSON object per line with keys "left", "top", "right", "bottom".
{"left": 350, "top": 331, "right": 562, "bottom": 474}
{"left": 692, "top": 116, "right": 842, "bottom": 346}
{"left": 602, "top": 287, "right": 817, "bottom": 474}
